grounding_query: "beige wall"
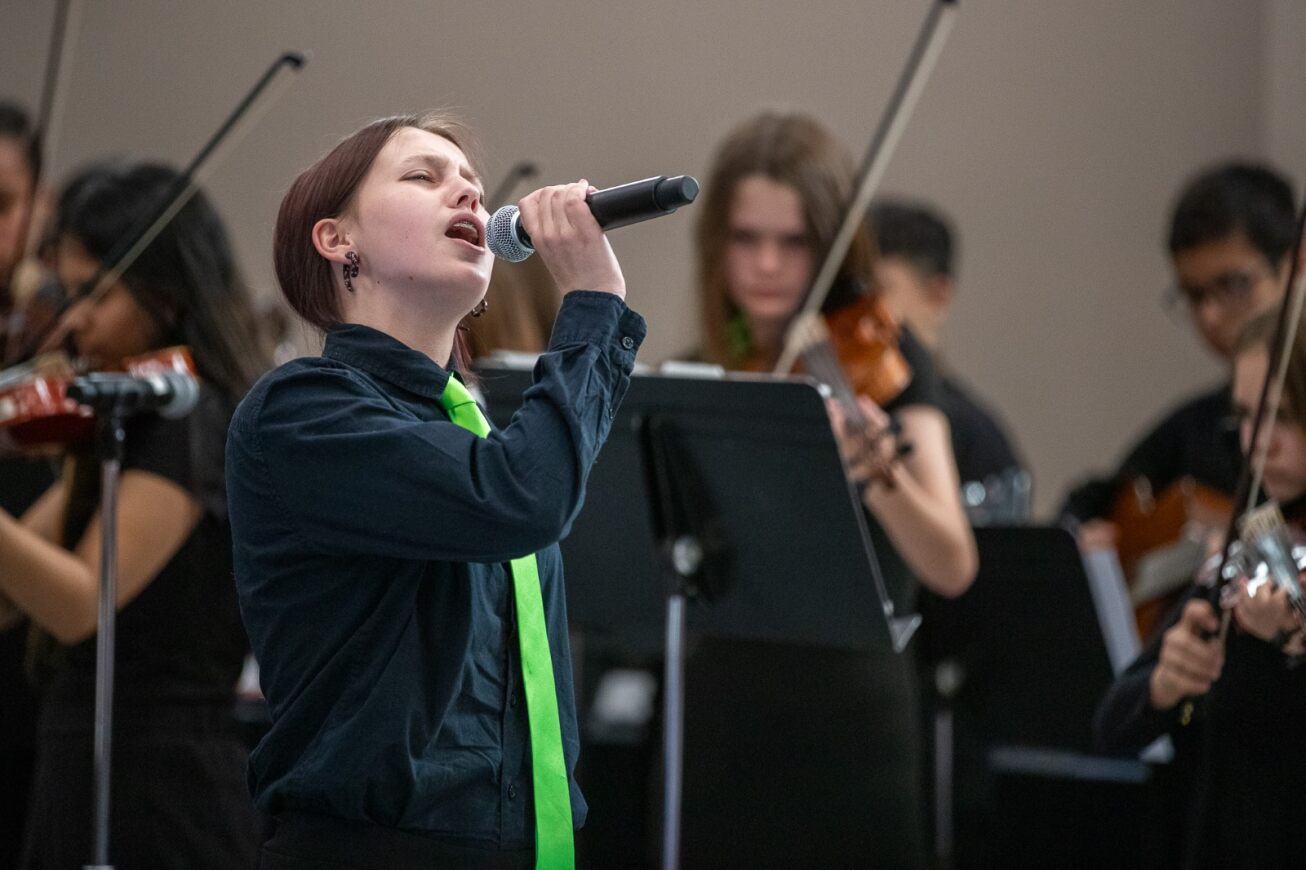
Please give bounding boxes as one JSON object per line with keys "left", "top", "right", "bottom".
{"left": 3, "top": 1, "right": 1297, "bottom": 516}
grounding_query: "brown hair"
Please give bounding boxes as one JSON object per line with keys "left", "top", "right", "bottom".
{"left": 273, "top": 111, "right": 481, "bottom": 368}
{"left": 695, "top": 111, "right": 874, "bottom": 367}
{"left": 1237, "top": 308, "right": 1306, "bottom": 424}
{"left": 464, "top": 254, "right": 560, "bottom": 359}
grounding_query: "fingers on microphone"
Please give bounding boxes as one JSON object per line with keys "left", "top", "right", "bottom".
{"left": 563, "top": 180, "right": 598, "bottom": 235}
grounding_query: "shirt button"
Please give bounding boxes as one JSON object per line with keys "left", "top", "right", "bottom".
{"left": 509, "top": 693, "right": 518, "bottom": 708}
{"left": 508, "top": 783, "right": 518, "bottom": 800}
{"left": 621, "top": 335, "right": 635, "bottom": 350}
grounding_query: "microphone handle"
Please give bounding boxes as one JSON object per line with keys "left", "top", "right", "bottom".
{"left": 585, "top": 175, "right": 700, "bottom": 231}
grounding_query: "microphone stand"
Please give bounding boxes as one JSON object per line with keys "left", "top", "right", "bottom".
{"left": 85, "top": 399, "right": 128, "bottom": 870}
{"left": 67, "top": 49, "right": 306, "bottom": 866}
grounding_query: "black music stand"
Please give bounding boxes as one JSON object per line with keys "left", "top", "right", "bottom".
{"left": 477, "top": 364, "right": 918, "bottom": 870}
{"left": 916, "top": 526, "right": 1153, "bottom": 867}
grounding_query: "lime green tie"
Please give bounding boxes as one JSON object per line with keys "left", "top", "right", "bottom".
{"left": 440, "top": 376, "right": 574, "bottom": 870}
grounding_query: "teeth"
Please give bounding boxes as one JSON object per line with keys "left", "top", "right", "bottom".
{"left": 448, "top": 220, "right": 480, "bottom": 244}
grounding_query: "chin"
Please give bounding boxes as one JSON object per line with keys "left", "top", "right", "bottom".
{"left": 741, "top": 301, "right": 802, "bottom": 324}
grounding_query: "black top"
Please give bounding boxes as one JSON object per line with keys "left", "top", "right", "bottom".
{"left": 1094, "top": 551, "right": 1306, "bottom": 867}
{"left": 227, "top": 292, "right": 645, "bottom": 848}
{"left": 1062, "top": 384, "right": 1240, "bottom": 522}
{"left": 938, "top": 373, "right": 1022, "bottom": 484}
{"left": 883, "top": 323, "right": 940, "bottom": 415}
{"left": 41, "top": 386, "right": 247, "bottom": 729}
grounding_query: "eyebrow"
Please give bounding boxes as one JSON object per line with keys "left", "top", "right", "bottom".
{"left": 398, "top": 152, "right": 483, "bottom": 191}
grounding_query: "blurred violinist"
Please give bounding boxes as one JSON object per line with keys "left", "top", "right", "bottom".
{"left": 1062, "top": 163, "right": 1297, "bottom": 554}
{"left": 671, "top": 110, "right": 974, "bottom": 869}
{"left": 0, "top": 101, "right": 62, "bottom": 368}
{"left": 0, "top": 160, "right": 269, "bottom": 867}
{"left": 696, "top": 111, "right": 975, "bottom": 595}
{"left": 1095, "top": 308, "right": 1306, "bottom": 870}
{"left": 0, "top": 98, "right": 55, "bottom": 870}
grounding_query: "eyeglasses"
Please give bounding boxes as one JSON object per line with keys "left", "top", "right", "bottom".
{"left": 1162, "top": 266, "right": 1270, "bottom": 315}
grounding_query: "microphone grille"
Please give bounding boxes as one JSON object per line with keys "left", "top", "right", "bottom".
{"left": 158, "top": 372, "right": 200, "bottom": 420}
{"left": 485, "top": 206, "right": 534, "bottom": 263}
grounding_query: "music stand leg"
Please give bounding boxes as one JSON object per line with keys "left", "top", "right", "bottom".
{"left": 933, "top": 703, "right": 954, "bottom": 865}
{"left": 661, "top": 592, "right": 687, "bottom": 870}
{"left": 87, "top": 413, "right": 125, "bottom": 870}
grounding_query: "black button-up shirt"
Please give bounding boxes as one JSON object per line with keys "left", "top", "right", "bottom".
{"left": 227, "top": 291, "right": 645, "bottom": 847}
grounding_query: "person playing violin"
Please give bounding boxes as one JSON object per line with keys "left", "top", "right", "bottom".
{"left": 227, "top": 112, "right": 643, "bottom": 868}
{"left": 696, "top": 111, "right": 975, "bottom": 596}
{"left": 0, "top": 98, "right": 57, "bottom": 870}
{"left": 1096, "top": 307, "right": 1306, "bottom": 869}
{"left": 0, "top": 159, "right": 269, "bottom": 867}
{"left": 668, "top": 110, "right": 974, "bottom": 868}
{"left": 1063, "top": 163, "right": 1297, "bottom": 552}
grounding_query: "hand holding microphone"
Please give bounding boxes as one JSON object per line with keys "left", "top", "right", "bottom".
{"left": 491, "top": 174, "right": 700, "bottom": 300}
{"left": 515, "top": 180, "right": 627, "bottom": 300}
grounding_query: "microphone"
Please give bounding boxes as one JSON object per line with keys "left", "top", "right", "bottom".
{"left": 67, "top": 371, "right": 200, "bottom": 420}
{"left": 486, "top": 174, "right": 700, "bottom": 262}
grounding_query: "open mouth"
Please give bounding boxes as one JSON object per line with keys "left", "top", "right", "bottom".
{"left": 445, "top": 215, "right": 484, "bottom": 248}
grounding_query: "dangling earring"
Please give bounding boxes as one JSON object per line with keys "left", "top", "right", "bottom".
{"left": 343, "top": 251, "right": 360, "bottom": 292}
{"left": 469, "top": 298, "right": 489, "bottom": 318}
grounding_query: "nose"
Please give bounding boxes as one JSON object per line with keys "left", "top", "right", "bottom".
{"left": 1192, "top": 296, "right": 1227, "bottom": 338}
{"left": 61, "top": 297, "right": 91, "bottom": 336}
{"left": 452, "top": 177, "right": 482, "bottom": 213}
{"left": 1242, "top": 417, "right": 1279, "bottom": 462}
{"left": 756, "top": 239, "right": 783, "bottom": 274}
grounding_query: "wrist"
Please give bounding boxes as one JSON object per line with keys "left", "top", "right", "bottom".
{"left": 1146, "top": 670, "right": 1171, "bottom": 710}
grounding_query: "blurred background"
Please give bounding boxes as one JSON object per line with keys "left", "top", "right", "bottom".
{"left": 4, "top": 0, "right": 1304, "bottom": 517}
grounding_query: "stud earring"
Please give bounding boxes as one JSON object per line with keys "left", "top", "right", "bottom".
{"left": 343, "top": 251, "right": 360, "bottom": 292}
{"left": 470, "top": 298, "right": 489, "bottom": 318}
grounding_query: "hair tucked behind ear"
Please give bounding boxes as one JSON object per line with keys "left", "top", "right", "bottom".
{"left": 274, "top": 111, "right": 481, "bottom": 371}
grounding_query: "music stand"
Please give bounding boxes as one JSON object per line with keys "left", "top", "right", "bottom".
{"left": 917, "top": 526, "right": 1149, "bottom": 866}
{"left": 477, "top": 364, "right": 918, "bottom": 869}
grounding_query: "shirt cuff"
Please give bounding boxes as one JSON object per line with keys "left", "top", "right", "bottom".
{"left": 549, "top": 291, "right": 647, "bottom": 368}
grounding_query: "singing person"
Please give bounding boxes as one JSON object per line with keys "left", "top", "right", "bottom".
{"left": 227, "top": 112, "right": 644, "bottom": 868}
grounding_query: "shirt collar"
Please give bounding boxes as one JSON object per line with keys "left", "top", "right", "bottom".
{"left": 322, "top": 323, "right": 454, "bottom": 400}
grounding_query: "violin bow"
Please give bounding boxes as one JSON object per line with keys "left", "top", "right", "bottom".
{"left": 12, "top": 0, "right": 81, "bottom": 268}
{"left": 774, "top": 0, "right": 958, "bottom": 377}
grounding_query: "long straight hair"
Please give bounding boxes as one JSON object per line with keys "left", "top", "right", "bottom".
{"left": 274, "top": 111, "right": 481, "bottom": 371}
{"left": 696, "top": 111, "right": 874, "bottom": 367}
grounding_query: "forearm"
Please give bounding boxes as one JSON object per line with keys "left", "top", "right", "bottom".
{"left": 0, "top": 508, "right": 96, "bottom": 643}
{"left": 864, "top": 472, "right": 977, "bottom": 596}
{"left": 1095, "top": 663, "right": 1179, "bottom": 754}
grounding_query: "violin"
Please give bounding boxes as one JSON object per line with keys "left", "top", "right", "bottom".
{"left": 0, "top": 346, "right": 196, "bottom": 454}
{"left": 1108, "top": 476, "right": 1233, "bottom": 639}
{"left": 812, "top": 293, "right": 912, "bottom": 407}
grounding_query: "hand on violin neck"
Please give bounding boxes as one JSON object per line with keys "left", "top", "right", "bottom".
{"left": 1228, "top": 575, "right": 1301, "bottom": 644}
{"left": 1150, "top": 599, "right": 1224, "bottom": 710}
{"left": 827, "top": 395, "right": 904, "bottom": 490}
